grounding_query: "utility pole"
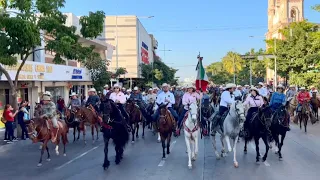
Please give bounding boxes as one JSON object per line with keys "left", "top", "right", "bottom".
{"left": 233, "top": 55, "right": 236, "bottom": 84}
{"left": 274, "top": 38, "right": 277, "bottom": 90}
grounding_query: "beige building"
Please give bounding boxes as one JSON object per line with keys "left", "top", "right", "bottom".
{"left": 102, "top": 16, "right": 154, "bottom": 79}
{"left": 265, "top": 0, "right": 304, "bottom": 84}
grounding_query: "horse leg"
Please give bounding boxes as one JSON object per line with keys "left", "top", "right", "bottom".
{"left": 299, "top": 115, "right": 302, "bottom": 129}
{"left": 77, "top": 125, "right": 80, "bottom": 140}
{"left": 38, "top": 141, "right": 48, "bottom": 167}
{"left": 207, "top": 121, "right": 211, "bottom": 136}
{"left": 142, "top": 121, "right": 145, "bottom": 138}
{"left": 225, "top": 135, "right": 232, "bottom": 152}
{"left": 185, "top": 134, "right": 192, "bottom": 169}
{"left": 62, "top": 132, "right": 67, "bottom": 156}
{"left": 95, "top": 123, "right": 99, "bottom": 140}
{"left": 46, "top": 146, "right": 51, "bottom": 161}
{"left": 254, "top": 136, "right": 260, "bottom": 162}
{"left": 304, "top": 116, "right": 307, "bottom": 133}
{"left": 220, "top": 135, "right": 227, "bottom": 157}
{"left": 167, "top": 133, "right": 171, "bottom": 155}
{"left": 91, "top": 125, "right": 95, "bottom": 143}
{"left": 233, "top": 136, "right": 239, "bottom": 168}
{"left": 136, "top": 122, "right": 139, "bottom": 139}
{"left": 262, "top": 135, "right": 269, "bottom": 162}
{"left": 278, "top": 132, "right": 286, "bottom": 160}
{"left": 161, "top": 136, "right": 166, "bottom": 159}
{"left": 83, "top": 125, "right": 87, "bottom": 145}
{"left": 73, "top": 126, "right": 76, "bottom": 142}
{"left": 193, "top": 131, "right": 199, "bottom": 160}
{"left": 131, "top": 123, "right": 135, "bottom": 143}
{"left": 103, "top": 137, "right": 110, "bottom": 170}
{"left": 244, "top": 139, "right": 248, "bottom": 154}
{"left": 157, "top": 132, "right": 161, "bottom": 143}
{"left": 211, "top": 134, "right": 220, "bottom": 159}
{"left": 115, "top": 144, "right": 121, "bottom": 164}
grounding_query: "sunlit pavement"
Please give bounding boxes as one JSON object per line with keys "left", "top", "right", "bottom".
{"left": 0, "top": 122, "right": 320, "bottom": 180}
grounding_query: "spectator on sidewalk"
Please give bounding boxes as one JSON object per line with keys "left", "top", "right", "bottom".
{"left": 18, "top": 101, "right": 29, "bottom": 140}
{"left": 3, "top": 104, "right": 18, "bottom": 144}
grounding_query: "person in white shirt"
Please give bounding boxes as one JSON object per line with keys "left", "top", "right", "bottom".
{"left": 142, "top": 92, "right": 147, "bottom": 104}
{"left": 152, "top": 83, "right": 178, "bottom": 122}
{"left": 109, "top": 84, "right": 129, "bottom": 121}
{"left": 102, "top": 84, "right": 109, "bottom": 96}
{"left": 125, "top": 89, "right": 131, "bottom": 100}
{"left": 233, "top": 85, "right": 243, "bottom": 100}
{"left": 146, "top": 88, "right": 157, "bottom": 104}
{"left": 214, "top": 83, "right": 236, "bottom": 133}
{"left": 309, "top": 85, "right": 317, "bottom": 97}
{"left": 258, "top": 82, "right": 268, "bottom": 98}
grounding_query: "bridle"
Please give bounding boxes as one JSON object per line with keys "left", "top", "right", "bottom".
{"left": 27, "top": 119, "right": 49, "bottom": 141}
{"left": 229, "top": 101, "right": 245, "bottom": 124}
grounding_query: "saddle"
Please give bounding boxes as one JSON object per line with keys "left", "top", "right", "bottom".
{"left": 46, "top": 119, "right": 59, "bottom": 143}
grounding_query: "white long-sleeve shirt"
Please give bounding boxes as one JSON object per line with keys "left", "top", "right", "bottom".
{"left": 109, "top": 92, "right": 126, "bottom": 104}
{"left": 220, "top": 91, "right": 235, "bottom": 107}
{"left": 258, "top": 87, "right": 269, "bottom": 97}
{"left": 233, "top": 89, "right": 242, "bottom": 97}
{"left": 155, "top": 91, "right": 175, "bottom": 108}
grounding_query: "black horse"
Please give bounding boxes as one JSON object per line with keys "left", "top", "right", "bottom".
{"left": 199, "top": 99, "right": 214, "bottom": 136}
{"left": 100, "top": 99, "right": 129, "bottom": 170}
{"left": 244, "top": 106, "right": 273, "bottom": 162}
{"left": 64, "top": 108, "right": 82, "bottom": 142}
{"left": 270, "top": 105, "right": 290, "bottom": 160}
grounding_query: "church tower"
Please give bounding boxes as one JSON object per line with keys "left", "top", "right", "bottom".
{"left": 266, "top": 0, "right": 304, "bottom": 40}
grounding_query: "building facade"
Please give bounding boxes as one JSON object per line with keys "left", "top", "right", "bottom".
{"left": 103, "top": 16, "right": 155, "bottom": 79}
{"left": 265, "top": 0, "right": 304, "bottom": 84}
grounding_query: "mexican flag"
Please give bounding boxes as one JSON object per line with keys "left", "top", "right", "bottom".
{"left": 195, "top": 55, "right": 209, "bottom": 91}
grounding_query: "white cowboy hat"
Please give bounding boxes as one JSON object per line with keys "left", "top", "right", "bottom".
{"left": 43, "top": 96, "right": 51, "bottom": 101}
{"left": 70, "top": 92, "right": 77, "bottom": 96}
{"left": 43, "top": 91, "right": 52, "bottom": 96}
{"left": 277, "top": 84, "right": 284, "bottom": 89}
{"left": 88, "top": 88, "right": 96, "bottom": 92}
{"left": 104, "top": 84, "right": 109, "bottom": 88}
{"left": 127, "top": 89, "right": 132, "bottom": 92}
{"left": 186, "top": 84, "right": 195, "bottom": 89}
{"left": 250, "top": 86, "right": 259, "bottom": 92}
{"left": 312, "top": 90, "right": 318, "bottom": 93}
{"left": 142, "top": 92, "right": 146, "bottom": 95}
{"left": 300, "top": 87, "right": 306, "bottom": 90}
{"left": 133, "top": 86, "right": 139, "bottom": 91}
{"left": 258, "top": 82, "right": 264, "bottom": 86}
{"left": 237, "top": 85, "right": 242, "bottom": 88}
{"left": 176, "top": 86, "right": 181, "bottom": 89}
{"left": 162, "top": 83, "right": 169, "bottom": 87}
{"left": 244, "top": 85, "right": 249, "bottom": 87}
{"left": 310, "top": 85, "right": 315, "bottom": 88}
{"left": 153, "top": 87, "right": 159, "bottom": 90}
{"left": 225, "top": 83, "right": 236, "bottom": 89}
{"left": 289, "top": 85, "right": 295, "bottom": 88}
{"left": 113, "top": 84, "right": 121, "bottom": 88}
{"left": 122, "top": 87, "right": 126, "bottom": 90}
{"left": 148, "top": 88, "right": 153, "bottom": 91}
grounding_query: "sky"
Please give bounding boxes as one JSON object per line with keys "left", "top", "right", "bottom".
{"left": 62, "top": 0, "right": 319, "bottom": 80}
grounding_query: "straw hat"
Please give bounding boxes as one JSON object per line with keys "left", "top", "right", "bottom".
{"left": 88, "top": 88, "right": 96, "bottom": 92}
{"left": 113, "top": 84, "right": 121, "bottom": 88}
{"left": 104, "top": 84, "right": 109, "bottom": 88}
{"left": 43, "top": 96, "right": 51, "bottom": 101}
{"left": 186, "top": 84, "right": 195, "bottom": 89}
{"left": 133, "top": 86, "right": 139, "bottom": 91}
{"left": 289, "top": 85, "right": 295, "bottom": 88}
{"left": 127, "top": 89, "right": 132, "bottom": 92}
{"left": 162, "top": 83, "right": 169, "bottom": 87}
{"left": 148, "top": 88, "right": 153, "bottom": 91}
{"left": 225, "top": 83, "right": 236, "bottom": 89}
{"left": 300, "top": 87, "right": 306, "bottom": 90}
{"left": 43, "top": 91, "right": 52, "bottom": 97}
{"left": 258, "top": 82, "right": 264, "bottom": 86}
{"left": 70, "top": 92, "right": 78, "bottom": 96}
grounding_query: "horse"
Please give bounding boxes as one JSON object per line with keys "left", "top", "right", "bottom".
{"left": 183, "top": 102, "right": 199, "bottom": 169}
{"left": 72, "top": 106, "right": 100, "bottom": 144}
{"left": 126, "top": 99, "right": 145, "bottom": 142}
{"left": 157, "top": 103, "right": 176, "bottom": 159}
{"left": 210, "top": 100, "right": 246, "bottom": 168}
{"left": 286, "top": 95, "right": 298, "bottom": 117}
{"left": 270, "top": 105, "right": 290, "bottom": 160}
{"left": 199, "top": 99, "right": 214, "bottom": 136}
{"left": 310, "top": 93, "right": 320, "bottom": 121}
{"left": 244, "top": 106, "right": 273, "bottom": 162}
{"left": 146, "top": 101, "right": 155, "bottom": 130}
{"left": 297, "top": 101, "right": 310, "bottom": 133}
{"left": 173, "top": 95, "right": 182, "bottom": 112}
{"left": 26, "top": 117, "right": 68, "bottom": 167}
{"left": 100, "top": 99, "right": 129, "bottom": 170}
{"left": 64, "top": 108, "right": 83, "bottom": 142}
{"left": 210, "top": 91, "right": 219, "bottom": 107}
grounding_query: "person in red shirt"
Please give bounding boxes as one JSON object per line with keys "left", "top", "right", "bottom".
{"left": 296, "top": 87, "right": 311, "bottom": 112}
{"left": 3, "top": 104, "right": 18, "bottom": 143}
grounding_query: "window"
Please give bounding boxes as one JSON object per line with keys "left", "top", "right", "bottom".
{"left": 291, "top": 9, "right": 297, "bottom": 22}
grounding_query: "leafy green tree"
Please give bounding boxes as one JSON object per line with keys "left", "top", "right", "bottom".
{"left": 0, "top": 0, "right": 105, "bottom": 108}
{"left": 222, "top": 51, "right": 244, "bottom": 74}
{"left": 205, "top": 62, "right": 223, "bottom": 77}
{"left": 313, "top": 4, "right": 320, "bottom": 12}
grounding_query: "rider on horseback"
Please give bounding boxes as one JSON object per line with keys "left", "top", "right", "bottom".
{"left": 174, "top": 86, "right": 184, "bottom": 97}
{"left": 286, "top": 85, "right": 297, "bottom": 102}
{"left": 269, "top": 85, "right": 286, "bottom": 112}
{"left": 109, "top": 84, "right": 130, "bottom": 123}
{"left": 41, "top": 95, "right": 58, "bottom": 143}
{"left": 234, "top": 85, "right": 243, "bottom": 101}
{"left": 258, "top": 82, "right": 269, "bottom": 98}
{"left": 213, "top": 83, "right": 236, "bottom": 133}
{"left": 86, "top": 88, "right": 100, "bottom": 114}
{"left": 129, "top": 86, "right": 150, "bottom": 123}
{"left": 178, "top": 84, "right": 201, "bottom": 131}
{"left": 296, "top": 87, "right": 311, "bottom": 112}
{"left": 67, "top": 92, "right": 81, "bottom": 109}
{"left": 152, "top": 83, "right": 179, "bottom": 123}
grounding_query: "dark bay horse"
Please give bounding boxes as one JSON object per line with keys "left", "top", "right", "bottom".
{"left": 100, "top": 99, "right": 129, "bottom": 170}
{"left": 199, "top": 99, "right": 214, "bottom": 136}
{"left": 310, "top": 93, "right": 320, "bottom": 121}
{"left": 210, "top": 90, "right": 219, "bottom": 107}
{"left": 244, "top": 106, "right": 273, "bottom": 162}
{"left": 126, "top": 99, "right": 145, "bottom": 142}
{"left": 26, "top": 118, "right": 68, "bottom": 167}
{"left": 158, "top": 103, "right": 176, "bottom": 159}
{"left": 270, "top": 105, "right": 290, "bottom": 160}
{"left": 298, "top": 102, "right": 310, "bottom": 133}
{"left": 64, "top": 108, "right": 83, "bottom": 142}
{"left": 73, "top": 106, "right": 100, "bottom": 144}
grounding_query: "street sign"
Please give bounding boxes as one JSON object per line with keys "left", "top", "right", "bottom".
{"left": 258, "top": 55, "right": 276, "bottom": 60}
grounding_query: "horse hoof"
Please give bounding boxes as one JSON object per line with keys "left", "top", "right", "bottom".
{"left": 46, "top": 158, "right": 51, "bottom": 162}
{"left": 131, "top": 141, "right": 135, "bottom": 144}
{"left": 279, "top": 157, "right": 283, "bottom": 161}
{"left": 234, "top": 162, "right": 239, "bottom": 168}
{"left": 188, "top": 165, "right": 192, "bottom": 169}
{"left": 63, "top": 154, "right": 67, "bottom": 157}
{"left": 167, "top": 151, "right": 170, "bottom": 155}
{"left": 142, "top": 135, "right": 145, "bottom": 139}
{"left": 216, "top": 155, "right": 221, "bottom": 160}
{"left": 37, "top": 163, "right": 42, "bottom": 167}
{"left": 162, "top": 157, "right": 166, "bottom": 160}
{"left": 56, "top": 151, "right": 60, "bottom": 156}
{"left": 244, "top": 150, "right": 247, "bottom": 154}
{"left": 115, "top": 159, "right": 121, "bottom": 165}
{"left": 136, "top": 135, "right": 139, "bottom": 138}
{"left": 39, "top": 145, "right": 43, "bottom": 150}
{"left": 157, "top": 140, "right": 161, "bottom": 143}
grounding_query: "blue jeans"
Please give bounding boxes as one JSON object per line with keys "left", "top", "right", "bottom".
{"left": 152, "top": 107, "right": 178, "bottom": 122}
{"left": 296, "top": 103, "right": 312, "bottom": 112}
{"left": 178, "top": 109, "right": 188, "bottom": 127}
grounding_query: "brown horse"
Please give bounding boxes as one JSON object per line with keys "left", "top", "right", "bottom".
{"left": 26, "top": 118, "right": 68, "bottom": 167}
{"left": 72, "top": 106, "right": 100, "bottom": 144}
{"left": 310, "top": 93, "right": 320, "bottom": 121}
{"left": 298, "top": 102, "right": 310, "bottom": 133}
{"left": 64, "top": 108, "right": 83, "bottom": 142}
{"left": 286, "top": 95, "right": 298, "bottom": 117}
{"left": 158, "top": 103, "right": 176, "bottom": 159}
{"left": 126, "top": 99, "right": 144, "bottom": 143}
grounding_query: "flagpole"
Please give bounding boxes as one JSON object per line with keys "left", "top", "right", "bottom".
{"left": 198, "top": 52, "right": 202, "bottom": 136}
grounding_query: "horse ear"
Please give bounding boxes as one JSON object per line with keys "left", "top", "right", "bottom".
{"left": 165, "top": 102, "right": 169, "bottom": 107}
{"left": 156, "top": 103, "right": 160, "bottom": 107}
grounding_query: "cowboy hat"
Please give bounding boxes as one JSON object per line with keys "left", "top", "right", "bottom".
{"left": 153, "top": 87, "right": 159, "bottom": 90}
{"left": 310, "top": 85, "right": 315, "bottom": 88}
{"left": 225, "top": 83, "right": 236, "bottom": 89}
{"left": 148, "top": 88, "right": 153, "bottom": 91}
{"left": 250, "top": 86, "right": 259, "bottom": 92}
{"left": 43, "top": 96, "right": 51, "bottom": 101}
{"left": 186, "top": 84, "right": 195, "bottom": 89}
{"left": 237, "top": 85, "right": 242, "bottom": 88}
{"left": 142, "top": 92, "right": 146, "bottom": 95}
{"left": 88, "top": 88, "right": 96, "bottom": 92}
{"left": 258, "top": 82, "right": 264, "bottom": 86}
{"left": 162, "top": 83, "right": 169, "bottom": 87}
{"left": 127, "top": 89, "right": 132, "bottom": 92}
{"left": 133, "top": 86, "right": 139, "bottom": 91}
{"left": 277, "top": 84, "right": 284, "bottom": 89}
{"left": 70, "top": 92, "right": 78, "bottom": 96}
{"left": 244, "top": 85, "right": 249, "bottom": 87}
{"left": 312, "top": 90, "right": 318, "bottom": 93}
{"left": 43, "top": 91, "right": 52, "bottom": 96}
{"left": 122, "top": 87, "right": 126, "bottom": 90}
{"left": 104, "top": 84, "right": 109, "bottom": 88}
{"left": 300, "top": 87, "right": 306, "bottom": 90}
{"left": 113, "top": 84, "right": 121, "bottom": 88}
{"left": 289, "top": 85, "right": 295, "bottom": 88}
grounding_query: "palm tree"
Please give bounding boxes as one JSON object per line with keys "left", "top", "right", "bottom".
{"left": 206, "top": 62, "right": 223, "bottom": 75}
{"left": 222, "top": 51, "right": 244, "bottom": 74}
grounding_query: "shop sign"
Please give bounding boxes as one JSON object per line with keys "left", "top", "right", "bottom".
{"left": 141, "top": 42, "right": 149, "bottom": 64}
{"left": 71, "top": 69, "right": 83, "bottom": 79}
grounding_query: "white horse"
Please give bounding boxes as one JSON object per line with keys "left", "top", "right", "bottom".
{"left": 210, "top": 100, "right": 245, "bottom": 168}
{"left": 183, "top": 102, "right": 199, "bottom": 169}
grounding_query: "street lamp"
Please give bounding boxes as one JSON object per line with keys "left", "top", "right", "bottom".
{"left": 158, "top": 44, "right": 172, "bottom": 61}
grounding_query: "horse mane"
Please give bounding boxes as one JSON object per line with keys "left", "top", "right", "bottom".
{"left": 106, "top": 99, "right": 123, "bottom": 121}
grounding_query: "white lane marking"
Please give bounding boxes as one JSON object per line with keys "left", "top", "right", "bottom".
{"left": 158, "top": 140, "right": 177, "bottom": 167}
{"left": 55, "top": 144, "right": 101, "bottom": 170}
{"left": 250, "top": 142, "right": 271, "bottom": 167}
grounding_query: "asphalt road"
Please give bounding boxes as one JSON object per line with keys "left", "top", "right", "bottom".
{"left": 0, "top": 122, "right": 320, "bottom": 180}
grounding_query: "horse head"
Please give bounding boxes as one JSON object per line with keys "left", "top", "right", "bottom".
{"left": 25, "top": 118, "right": 46, "bottom": 143}
{"left": 101, "top": 99, "right": 122, "bottom": 124}
{"left": 125, "top": 99, "right": 135, "bottom": 112}
{"left": 232, "top": 100, "right": 246, "bottom": 123}
{"left": 158, "top": 103, "right": 170, "bottom": 125}
{"left": 187, "top": 103, "right": 198, "bottom": 123}
{"left": 71, "top": 106, "right": 84, "bottom": 122}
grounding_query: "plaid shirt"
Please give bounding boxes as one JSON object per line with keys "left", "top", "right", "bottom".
{"left": 41, "top": 102, "right": 57, "bottom": 118}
